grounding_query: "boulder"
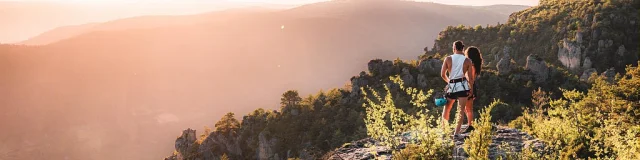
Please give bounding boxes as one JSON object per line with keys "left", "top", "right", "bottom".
{"left": 417, "top": 58, "right": 443, "bottom": 76}
{"left": 580, "top": 68, "right": 598, "bottom": 82}
{"left": 349, "top": 72, "right": 369, "bottom": 97}
{"left": 496, "top": 54, "right": 514, "bottom": 75}
{"left": 525, "top": 54, "right": 549, "bottom": 83}
{"left": 417, "top": 74, "right": 428, "bottom": 89}
{"left": 583, "top": 57, "right": 593, "bottom": 69}
{"left": 368, "top": 59, "right": 394, "bottom": 77}
{"left": 557, "top": 38, "right": 582, "bottom": 71}
{"left": 175, "top": 128, "right": 197, "bottom": 154}
{"left": 601, "top": 68, "right": 616, "bottom": 83}
{"left": 198, "top": 133, "right": 243, "bottom": 159}
{"left": 400, "top": 68, "right": 415, "bottom": 86}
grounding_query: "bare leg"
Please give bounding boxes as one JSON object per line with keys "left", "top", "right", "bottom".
{"left": 465, "top": 98, "right": 474, "bottom": 126}
{"left": 441, "top": 99, "right": 456, "bottom": 126}
{"left": 454, "top": 97, "right": 468, "bottom": 135}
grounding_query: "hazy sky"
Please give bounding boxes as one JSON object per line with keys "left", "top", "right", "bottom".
{"left": 5, "top": 0, "right": 539, "bottom": 6}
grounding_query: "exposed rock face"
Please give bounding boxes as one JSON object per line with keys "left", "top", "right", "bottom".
{"left": 525, "top": 54, "right": 549, "bottom": 83}
{"left": 558, "top": 38, "right": 582, "bottom": 71}
{"left": 580, "top": 68, "right": 598, "bottom": 82}
{"left": 350, "top": 72, "right": 369, "bottom": 97}
{"left": 576, "top": 32, "right": 583, "bottom": 44}
{"left": 583, "top": 57, "right": 593, "bottom": 69}
{"left": 324, "top": 138, "right": 392, "bottom": 160}
{"left": 258, "top": 131, "right": 278, "bottom": 160}
{"left": 496, "top": 54, "right": 514, "bottom": 75}
{"left": 417, "top": 74, "right": 428, "bottom": 88}
{"left": 175, "top": 128, "right": 197, "bottom": 154}
{"left": 617, "top": 45, "right": 626, "bottom": 56}
{"left": 453, "top": 126, "right": 545, "bottom": 159}
{"left": 417, "top": 58, "right": 443, "bottom": 76}
{"left": 400, "top": 68, "right": 415, "bottom": 86}
{"left": 168, "top": 128, "right": 247, "bottom": 160}
{"left": 325, "top": 125, "right": 545, "bottom": 160}
{"left": 368, "top": 59, "right": 394, "bottom": 77}
{"left": 198, "top": 133, "right": 243, "bottom": 159}
{"left": 601, "top": 68, "right": 617, "bottom": 83}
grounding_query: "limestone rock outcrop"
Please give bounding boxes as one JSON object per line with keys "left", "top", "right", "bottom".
{"left": 350, "top": 72, "right": 369, "bottom": 97}
{"left": 417, "top": 58, "right": 443, "bottom": 76}
{"left": 557, "top": 38, "right": 582, "bottom": 71}
{"left": 400, "top": 68, "right": 415, "bottom": 86}
{"left": 258, "top": 131, "right": 278, "bottom": 160}
{"left": 198, "top": 133, "right": 243, "bottom": 159}
{"left": 175, "top": 128, "right": 197, "bottom": 154}
{"left": 368, "top": 59, "right": 395, "bottom": 77}
{"left": 525, "top": 54, "right": 550, "bottom": 83}
{"left": 601, "top": 68, "right": 617, "bottom": 83}
{"left": 325, "top": 125, "right": 545, "bottom": 160}
{"left": 496, "top": 54, "right": 515, "bottom": 75}
{"left": 580, "top": 68, "right": 598, "bottom": 82}
{"left": 416, "top": 74, "right": 428, "bottom": 88}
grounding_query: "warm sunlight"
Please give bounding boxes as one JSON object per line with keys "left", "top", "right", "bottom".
{"left": 2, "top": 0, "right": 637, "bottom": 160}
{"left": 7, "top": 0, "right": 538, "bottom": 6}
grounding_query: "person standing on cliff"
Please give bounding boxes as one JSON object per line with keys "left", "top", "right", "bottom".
{"left": 440, "top": 40, "right": 474, "bottom": 136}
{"left": 461, "top": 46, "right": 483, "bottom": 133}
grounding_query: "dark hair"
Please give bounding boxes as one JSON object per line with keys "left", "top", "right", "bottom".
{"left": 465, "top": 46, "right": 483, "bottom": 75}
{"left": 453, "top": 40, "right": 465, "bottom": 51}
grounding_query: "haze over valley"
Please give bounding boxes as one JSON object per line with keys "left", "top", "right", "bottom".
{"left": 0, "top": 0, "right": 531, "bottom": 159}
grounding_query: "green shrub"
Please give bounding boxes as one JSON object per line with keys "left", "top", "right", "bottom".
{"left": 464, "top": 100, "right": 497, "bottom": 160}
{"left": 362, "top": 76, "right": 454, "bottom": 159}
{"left": 509, "top": 62, "right": 640, "bottom": 159}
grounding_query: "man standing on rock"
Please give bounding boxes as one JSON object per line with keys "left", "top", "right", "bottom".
{"left": 440, "top": 40, "right": 474, "bottom": 136}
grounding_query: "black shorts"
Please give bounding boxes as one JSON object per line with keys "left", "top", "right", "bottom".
{"left": 446, "top": 90, "right": 470, "bottom": 99}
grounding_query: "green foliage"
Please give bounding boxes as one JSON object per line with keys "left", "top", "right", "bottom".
{"left": 428, "top": 0, "right": 639, "bottom": 72}
{"left": 280, "top": 90, "right": 302, "bottom": 108}
{"left": 464, "top": 100, "right": 497, "bottom": 160}
{"left": 220, "top": 153, "right": 229, "bottom": 160}
{"left": 488, "top": 99, "right": 519, "bottom": 124}
{"left": 362, "top": 76, "right": 454, "bottom": 159}
{"left": 214, "top": 112, "right": 240, "bottom": 136}
{"left": 510, "top": 62, "right": 640, "bottom": 159}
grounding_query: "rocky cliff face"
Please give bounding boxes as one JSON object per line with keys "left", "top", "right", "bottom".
{"left": 525, "top": 54, "right": 550, "bottom": 83}
{"left": 325, "top": 125, "right": 545, "bottom": 160}
{"left": 496, "top": 53, "right": 515, "bottom": 76}
{"left": 166, "top": 128, "right": 274, "bottom": 160}
{"left": 257, "top": 131, "right": 278, "bottom": 160}
{"left": 166, "top": 129, "right": 198, "bottom": 160}
{"left": 417, "top": 58, "right": 443, "bottom": 76}
{"left": 557, "top": 38, "right": 583, "bottom": 71}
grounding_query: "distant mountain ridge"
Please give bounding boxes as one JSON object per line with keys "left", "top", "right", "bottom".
{"left": 19, "top": 2, "right": 529, "bottom": 46}
{"left": 0, "top": 1, "right": 291, "bottom": 43}
{"left": 0, "top": 1, "right": 528, "bottom": 160}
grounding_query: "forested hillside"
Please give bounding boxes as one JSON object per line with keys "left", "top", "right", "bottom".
{"left": 0, "top": 1, "right": 524, "bottom": 160}
{"left": 429, "top": 0, "right": 639, "bottom": 73}
{"left": 164, "top": 0, "right": 639, "bottom": 159}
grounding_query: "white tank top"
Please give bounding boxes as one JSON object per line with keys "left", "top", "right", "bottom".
{"left": 449, "top": 54, "right": 466, "bottom": 80}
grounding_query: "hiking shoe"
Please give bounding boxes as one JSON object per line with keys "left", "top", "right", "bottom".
{"left": 463, "top": 125, "right": 475, "bottom": 134}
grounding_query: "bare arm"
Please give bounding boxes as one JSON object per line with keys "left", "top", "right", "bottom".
{"left": 464, "top": 59, "right": 474, "bottom": 91}
{"left": 467, "top": 65, "right": 476, "bottom": 85}
{"left": 441, "top": 57, "right": 450, "bottom": 83}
